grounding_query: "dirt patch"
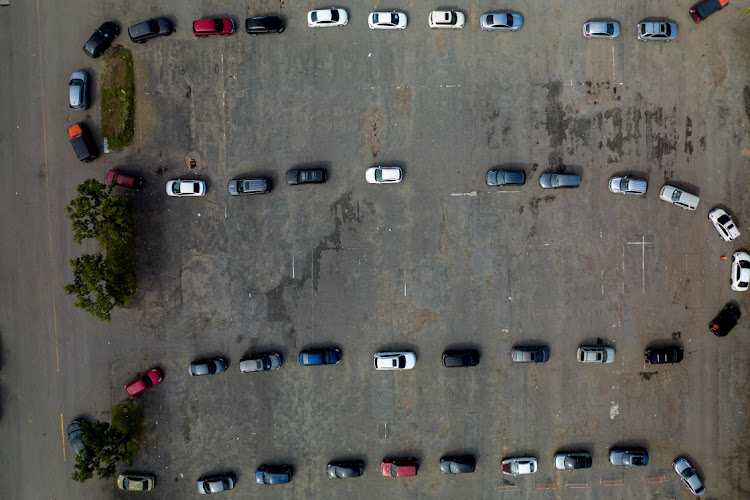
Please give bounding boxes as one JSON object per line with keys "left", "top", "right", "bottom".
{"left": 361, "top": 108, "right": 383, "bottom": 158}
{"left": 100, "top": 46, "right": 135, "bottom": 149}
{"left": 744, "top": 85, "right": 750, "bottom": 122}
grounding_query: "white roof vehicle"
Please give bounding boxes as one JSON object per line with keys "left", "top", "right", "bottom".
{"left": 659, "top": 185, "right": 699, "bottom": 210}
{"left": 166, "top": 179, "right": 206, "bottom": 197}
{"left": 731, "top": 251, "right": 750, "bottom": 292}
{"left": 374, "top": 352, "right": 416, "bottom": 370}
{"left": 368, "top": 11, "right": 407, "bottom": 30}
{"left": 366, "top": 166, "right": 403, "bottom": 184}
{"left": 708, "top": 207, "right": 740, "bottom": 241}
{"left": 577, "top": 346, "right": 615, "bottom": 363}
{"left": 428, "top": 10, "right": 465, "bottom": 29}
{"left": 307, "top": 8, "right": 348, "bottom": 28}
{"left": 501, "top": 457, "right": 537, "bottom": 475}
{"left": 608, "top": 176, "right": 647, "bottom": 195}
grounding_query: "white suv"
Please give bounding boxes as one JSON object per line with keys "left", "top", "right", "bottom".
{"left": 374, "top": 352, "right": 416, "bottom": 370}
{"left": 428, "top": 10, "right": 465, "bottom": 29}
{"left": 577, "top": 347, "right": 615, "bottom": 363}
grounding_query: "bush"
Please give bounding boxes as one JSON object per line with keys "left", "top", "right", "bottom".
{"left": 101, "top": 46, "right": 135, "bottom": 149}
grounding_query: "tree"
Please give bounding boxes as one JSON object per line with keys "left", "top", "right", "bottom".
{"left": 65, "top": 179, "right": 112, "bottom": 244}
{"left": 72, "top": 420, "right": 136, "bottom": 482}
{"left": 64, "top": 254, "right": 114, "bottom": 322}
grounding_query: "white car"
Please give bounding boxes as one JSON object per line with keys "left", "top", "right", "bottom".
{"left": 480, "top": 12, "right": 523, "bottom": 31}
{"left": 501, "top": 457, "right": 537, "bottom": 475}
{"left": 672, "top": 457, "right": 705, "bottom": 496}
{"left": 608, "top": 176, "right": 647, "bottom": 195}
{"left": 708, "top": 207, "right": 740, "bottom": 242}
{"left": 659, "top": 185, "right": 699, "bottom": 210}
{"left": 368, "top": 11, "right": 407, "bottom": 30}
{"left": 166, "top": 179, "right": 206, "bottom": 197}
{"left": 428, "top": 10, "right": 465, "bottom": 29}
{"left": 366, "top": 166, "right": 402, "bottom": 184}
{"left": 374, "top": 352, "right": 416, "bottom": 370}
{"left": 731, "top": 251, "right": 750, "bottom": 292}
{"left": 577, "top": 347, "right": 615, "bottom": 363}
{"left": 308, "top": 8, "right": 348, "bottom": 28}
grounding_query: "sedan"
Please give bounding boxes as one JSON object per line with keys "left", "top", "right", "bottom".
{"left": 166, "top": 179, "right": 206, "bottom": 197}
{"left": 511, "top": 346, "right": 549, "bottom": 363}
{"left": 554, "top": 452, "right": 592, "bottom": 470}
{"left": 442, "top": 350, "right": 479, "bottom": 367}
{"left": 327, "top": 461, "right": 364, "bottom": 479}
{"left": 439, "top": 455, "right": 475, "bottom": 474}
{"left": 502, "top": 457, "right": 537, "bottom": 475}
{"left": 374, "top": 352, "right": 416, "bottom": 370}
{"left": 286, "top": 168, "right": 326, "bottom": 185}
{"left": 83, "top": 22, "right": 119, "bottom": 58}
{"left": 117, "top": 473, "right": 155, "bottom": 491}
{"left": 188, "top": 358, "right": 228, "bottom": 376}
{"left": 644, "top": 347, "right": 683, "bottom": 364}
{"left": 708, "top": 207, "right": 740, "bottom": 241}
{"left": 125, "top": 368, "right": 163, "bottom": 397}
{"left": 381, "top": 458, "right": 418, "bottom": 477}
{"left": 609, "top": 449, "right": 648, "bottom": 467}
{"left": 368, "top": 11, "right": 407, "bottom": 30}
{"left": 69, "top": 71, "right": 89, "bottom": 110}
{"left": 193, "top": 18, "right": 235, "bottom": 36}
{"left": 428, "top": 10, "right": 465, "bottom": 29}
{"left": 672, "top": 457, "right": 705, "bottom": 496}
{"left": 539, "top": 173, "right": 580, "bottom": 189}
{"left": 637, "top": 20, "right": 678, "bottom": 41}
{"left": 486, "top": 169, "right": 525, "bottom": 186}
{"left": 196, "top": 473, "right": 235, "bottom": 494}
{"left": 255, "top": 465, "right": 292, "bottom": 485}
{"left": 308, "top": 9, "right": 348, "bottom": 28}
{"left": 582, "top": 20, "right": 620, "bottom": 39}
{"left": 366, "top": 166, "right": 402, "bottom": 184}
{"left": 608, "top": 176, "right": 647, "bottom": 195}
{"left": 480, "top": 12, "right": 523, "bottom": 31}
{"left": 299, "top": 348, "right": 341, "bottom": 366}
{"left": 731, "top": 251, "right": 750, "bottom": 291}
{"left": 709, "top": 303, "right": 741, "bottom": 337}
{"left": 239, "top": 352, "right": 281, "bottom": 372}
{"left": 245, "top": 16, "right": 285, "bottom": 34}
{"left": 66, "top": 420, "right": 86, "bottom": 455}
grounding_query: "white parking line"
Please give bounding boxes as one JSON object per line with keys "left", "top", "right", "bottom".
{"left": 450, "top": 191, "right": 477, "bottom": 197}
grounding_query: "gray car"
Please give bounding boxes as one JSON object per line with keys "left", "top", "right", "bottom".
{"left": 227, "top": 178, "right": 271, "bottom": 195}
{"left": 608, "top": 176, "right": 647, "bottom": 195}
{"left": 486, "top": 170, "right": 525, "bottom": 186}
{"left": 480, "top": 12, "right": 523, "bottom": 31}
{"left": 69, "top": 71, "right": 88, "bottom": 110}
{"left": 672, "top": 457, "right": 705, "bottom": 496}
{"left": 609, "top": 449, "right": 649, "bottom": 467}
{"left": 637, "top": 20, "right": 678, "bottom": 41}
{"left": 188, "top": 358, "right": 228, "bottom": 376}
{"left": 196, "top": 473, "right": 235, "bottom": 494}
{"left": 239, "top": 352, "right": 281, "bottom": 372}
{"left": 539, "top": 173, "right": 580, "bottom": 189}
{"left": 439, "top": 455, "right": 476, "bottom": 474}
{"left": 583, "top": 20, "right": 621, "bottom": 39}
{"left": 66, "top": 419, "right": 86, "bottom": 455}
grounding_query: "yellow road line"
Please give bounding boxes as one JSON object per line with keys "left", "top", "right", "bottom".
{"left": 60, "top": 413, "right": 66, "bottom": 462}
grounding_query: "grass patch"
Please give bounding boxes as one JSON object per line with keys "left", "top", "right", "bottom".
{"left": 101, "top": 46, "right": 135, "bottom": 150}
{"left": 112, "top": 400, "right": 144, "bottom": 454}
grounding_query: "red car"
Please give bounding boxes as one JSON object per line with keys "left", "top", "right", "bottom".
{"left": 380, "top": 458, "right": 418, "bottom": 477}
{"left": 193, "top": 18, "right": 235, "bottom": 36}
{"left": 106, "top": 170, "right": 143, "bottom": 190}
{"left": 125, "top": 368, "right": 163, "bottom": 397}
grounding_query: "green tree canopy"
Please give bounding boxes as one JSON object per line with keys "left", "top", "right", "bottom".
{"left": 72, "top": 419, "right": 139, "bottom": 483}
{"left": 65, "top": 179, "right": 112, "bottom": 244}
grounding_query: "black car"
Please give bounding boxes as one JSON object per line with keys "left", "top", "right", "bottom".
{"left": 286, "top": 168, "right": 326, "bottom": 185}
{"left": 486, "top": 170, "right": 525, "bottom": 187}
{"left": 255, "top": 465, "right": 292, "bottom": 485}
{"left": 442, "top": 350, "right": 480, "bottom": 367}
{"left": 128, "top": 18, "right": 172, "bottom": 43}
{"left": 439, "top": 455, "right": 476, "bottom": 474}
{"left": 644, "top": 347, "right": 683, "bottom": 364}
{"left": 689, "top": 0, "right": 729, "bottom": 23}
{"left": 709, "top": 303, "right": 740, "bottom": 337}
{"left": 83, "top": 22, "right": 119, "bottom": 58}
{"left": 246, "top": 16, "right": 285, "bottom": 34}
{"left": 227, "top": 178, "right": 271, "bottom": 195}
{"left": 326, "top": 461, "right": 364, "bottom": 479}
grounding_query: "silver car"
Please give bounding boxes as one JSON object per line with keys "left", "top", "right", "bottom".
{"left": 239, "top": 353, "right": 281, "bottom": 372}
{"left": 637, "top": 20, "right": 678, "bottom": 41}
{"left": 69, "top": 71, "right": 89, "bottom": 110}
{"left": 188, "top": 358, "right": 228, "bottom": 376}
{"left": 539, "top": 173, "right": 580, "bottom": 189}
{"left": 583, "top": 20, "right": 621, "bottom": 39}
{"left": 672, "top": 457, "right": 705, "bottom": 496}
{"left": 480, "top": 12, "right": 523, "bottom": 31}
{"left": 608, "top": 176, "right": 647, "bottom": 195}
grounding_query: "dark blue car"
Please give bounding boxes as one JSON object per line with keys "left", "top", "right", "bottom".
{"left": 255, "top": 465, "right": 292, "bottom": 485}
{"left": 299, "top": 348, "right": 341, "bottom": 366}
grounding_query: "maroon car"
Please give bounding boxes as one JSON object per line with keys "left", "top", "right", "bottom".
{"left": 106, "top": 170, "right": 143, "bottom": 190}
{"left": 380, "top": 458, "right": 418, "bottom": 477}
{"left": 193, "top": 18, "right": 235, "bottom": 36}
{"left": 125, "top": 368, "right": 163, "bottom": 397}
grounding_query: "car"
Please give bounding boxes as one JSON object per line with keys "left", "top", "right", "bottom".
{"left": 286, "top": 169, "right": 326, "bottom": 185}
{"left": 480, "top": 12, "right": 523, "bottom": 31}
{"left": 428, "top": 10, "right": 465, "bottom": 29}
{"left": 539, "top": 173, "right": 580, "bottom": 189}
{"left": 381, "top": 458, "right": 418, "bottom": 477}
{"left": 708, "top": 207, "right": 740, "bottom": 242}
{"left": 255, "top": 465, "right": 292, "bottom": 485}
{"left": 365, "top": 166, "right": 402, "bottom": 184}
{"left": 106, "top": 170, "right": 143, "bottom": 190}
{"left": 659, "top": 185, "right": 699, "bottom": 210}
{"left": 609, "top": 449, "right": 649, "bottom": 467}
{"left": 501, "top": 457, "right": 537, "bottom": 475}
{"left": 245, "top": 16, "right": 285, "bottom": 34}
{"left": 83, "top": 22, "right": 119, "bottom": 58}
{"left": 374, "top": 352, "right": 416, "bottom": 370}
{"left": 637, "top": 20, "right": 678, "bottom": 41}
{"left": 239, "top": 352, "right": 281, "bottom": 372}
{"left": 486, "top": 170, "right": 525, "bottom": 186}
{"left": 66, "top": 419, "right": 86, "bottom": 455}
{"left": 117, "top": 473, "right": 155, "bottom": 491}
{"left": 439, "top": 455, "right": 476, "bottom": 474}
{"left": 644, "top": 347, "right": 683, "bottom": 364}
{"left": 582, "top": 20, "right": 620, "bottom": 39}
{"left": 125, "top": 368, "right": 163, "bottom": 397}
{"left": 608, "top": 176, "right": 647, "bottom": 195}
{"left": 511, "top": 346, "right": 550, "bottom": 363}
{"left": 731, "top": 251, "right": 750, "bottom": 291}
{"left": 554, "top": 452, "right": 592, "bottom": 470}
{"left": 227, "top": 178, "right": 270, "bottom": 195}
{"left": 690, "top": 0, "right": 729, "bottom": 23}
{"left": 326, "top": 461, "right": 364, "bottom": 479}
{"left": 672, "top": 457, "right": 706, "bottom": 496}
{"left": 577, "top": 346, "right": 615, "bottom": 363}
{"left": 308, "top": 9, "right": 348, "bottom": 28}
{"left": 442, "top": 350, "right": 480, "bottom": 367}
{"left": 193, "top": 18, "right": 235, "bottom": 37}
{"left": 368, "top": 11, "right": 407, "bottom": 30}
{"left": 69, "top": 71, "right": 89, "bottom": 110}
{"left": 299, "top": 348, "right": 341, "bottom": 366}
{"left": 128, "top": 18, "right": 172, "bottom": 43}
{"left": 188, "top": 358, "right": 228, "bottom": 376}
{"left": 167, "top": 179, "right": 206, "bottom": 197}
{"left": 709, "top": 303, "right": 741, "bottom": 337}
{"left": 196, "top": 473, "right": 235, "bottom": 494}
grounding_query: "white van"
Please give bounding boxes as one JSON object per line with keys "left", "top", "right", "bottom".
{"left": 659, "top": 185, "right": 699, "bottom": 210}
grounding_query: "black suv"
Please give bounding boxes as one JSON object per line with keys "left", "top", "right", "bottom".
{"left": 83, "top": 22, "right": 119, "bottom": 58}
{"left": 245, "top": 16, "right": 285, "bottom": 34}
{"left": 709, "top": 303, "right": 740, "bottom": 337}
{"left": 128, "top": 18, "right": 172, "bottom": 43}
{"left": 644, "top": 347, "right": 683, "bottom": 364}
{"left": 442, "top": 350, "right": 480, "bottom": 367}
{"left": 286, "top": 168, "right": 326, "bottom": 185}
{"left": 689, "top": 0, "right": 729, "bottom": 23}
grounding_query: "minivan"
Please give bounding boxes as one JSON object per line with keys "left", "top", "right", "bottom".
{"left": 128, "top": 18, "right": 172, "bottom": 43}
{"left": 659, "top": 185, "right": 699, "bottom": 210}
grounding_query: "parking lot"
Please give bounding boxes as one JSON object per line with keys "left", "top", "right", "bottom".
{"left": 3, "top": 0, "right": 750, "bottom": 498}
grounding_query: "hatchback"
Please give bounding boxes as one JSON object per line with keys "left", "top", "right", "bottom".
{"left": 480, "top": 12, "right": 523, "bottom": 31}
{"left": 609, "top": 449, "right": 648, "bottom": 467}
{"left": 255, "top": 465, "right": 292, "bottom": 485}
{"left": 439, "top": 455, "right": 476, "bottom": 474}
{"left": 511, "top": 346, "right": 550, "bottom": 363}
{"left": 245, "top": 16, "right": 285, "bottom": 34}
{"left": 486, "top": 169, "right": 525, "bottom": 186}
{"left": 442, "top": 350, "right": 479, "bottom": 367}
{"left": 239, "top": 353, "right": 281, "bottom": 372}
{"left": 708, "top": 207, "right": 740, "bottom": 241}
{"left": 117, "top": 473, "right": 155, "bottom": 491}
{"left": 106, "top": 170, "right": 143, "bottom": 190}
{"left": 709, "top": 303, "right": 740, "bottom": 337}
{"left": 731, "top": 251, "right": 750, "bottom": 291}
{"left": 125, "top": 368, "right": 163, "bottom": 397}
{"left": 308, "top": 9, "right": 348, "bottom": 28}
{"left": 608, "top": 176, "right": 647, "bottom": 195}
{"left": 374, "top": 352, "right": 416, "bottom": 370}
{"left": 83, "top": 22, "right": 119, "bottom": 57}
{"left": 644, "top": 347, "right": 683, "bottom": 364}
{"left": 368, "top": 11, "right": 407, "bottom": 30}
{"left": 429, "top": 10, "right": 465, "bottom": 29}
{"left": 188, "top": 358, "right": 228, "bottom": 376}
{"left": 366, "top": 166, "right": 402, "bottom": 184}
{"left": 577, "top": 346, "right": 615, "bottom": 363}
{"left": 502, "top": 457, "right": 537, "bottom": 475}
{"left": 637, "top": 20, "right": 678, "bottom": 41}
{"left": 167, "top": 179, "right": 206, "bottom": 197}
{"left": 299, "top": 348, "right": 341, "bottom": 366}
{"left": 327, "top": 461, "right": 364, "bottom": 479}
{"left": 539, "top": 173, "right": 580, "bottom": 189}
{"left": 69, "top": 71, "right": 88, "bottom": 110}
{"left": 672, "top": 457, "right": 705, "bottom": 495}
{"left": 381, "top": 458, "right": 418, "bottom": 477}
{"left": 66, "top": 419, "right": 86, "bottom": 455}
{"left": 554, "top": 452, "right": 592, "bottom": 470}
{"left": 659, "top": 185, "right": 699, "bottom": 210}
{"left": 128, "top": 18, "right": 172, "bottom": 43}
{"left": 193, "top": 18, "right": 235, "bottom": 36}
{"left": 196, "top": 473, "right": 235, "bottom": 494}
{"left": 582, "top": 20, "right": 620, "bottom": 39}
{"left": 228, "top": 178, "right": 270, "bottom": 195}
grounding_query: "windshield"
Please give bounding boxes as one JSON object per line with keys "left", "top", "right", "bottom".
{"left": 607, "top": 24, "right": 614, "bottom": 35}
{"left": 550, "top": 174, "right": 560, "bottom": 187}
{"left": 215, "top": 19, "right": 224, "bottom": 31}
{"left": 398, "top": 356, "right": 406, "bottom": 368}
{"left": 171, "top": 183, "right": 181, "bottom": 194}
{"left": 375, "top": 169, "right": 383, "bottom": 182}
{"left": 619, "top": 178, "right": 629, "bottom": 191}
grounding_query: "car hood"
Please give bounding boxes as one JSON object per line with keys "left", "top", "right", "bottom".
{"left": 227, "top": 180, "right": 239, "bottom": 195}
